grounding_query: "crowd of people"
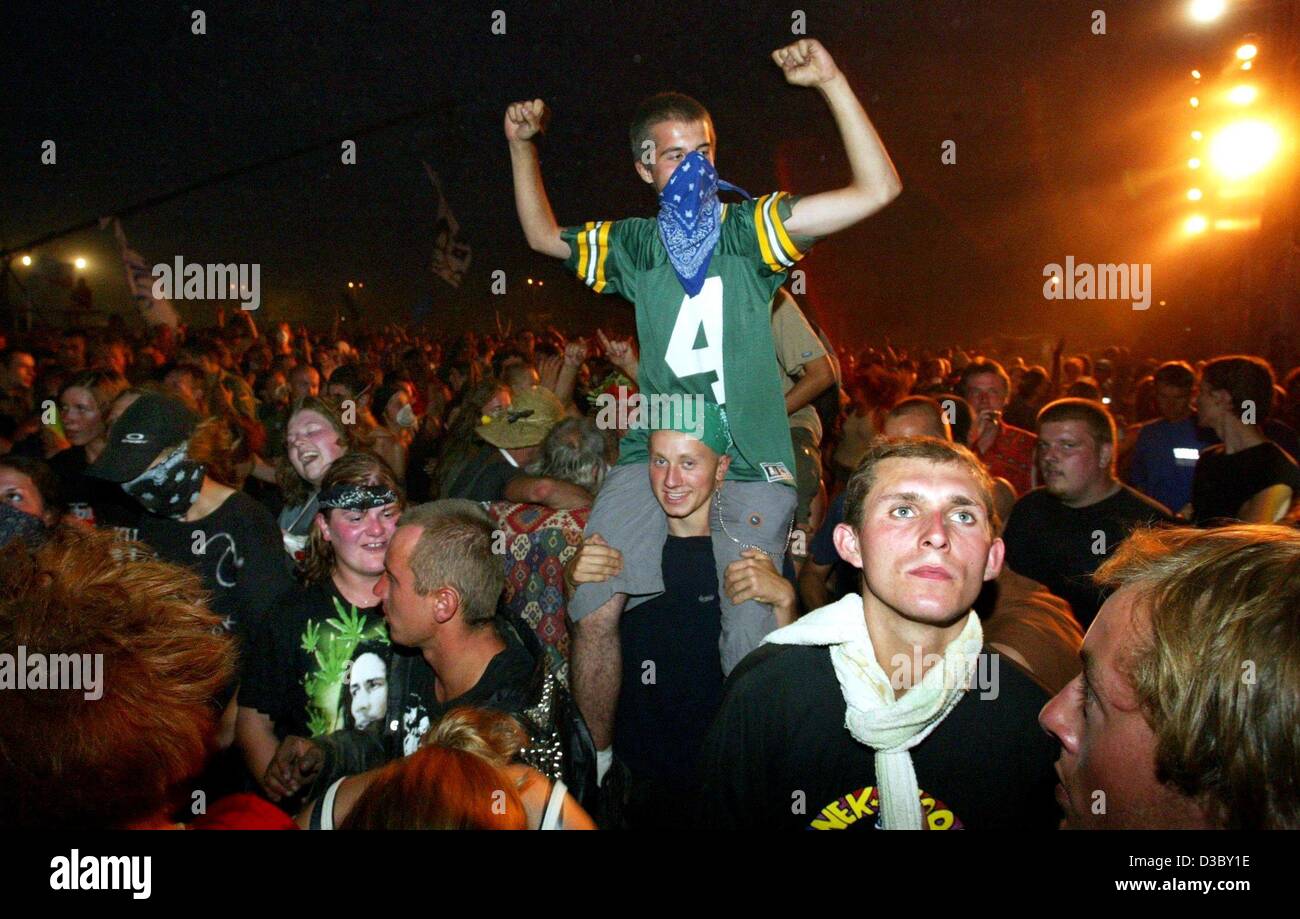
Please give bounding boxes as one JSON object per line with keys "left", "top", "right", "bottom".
{"left": 2, "top": 37, "right": 1298, "bottom": 831}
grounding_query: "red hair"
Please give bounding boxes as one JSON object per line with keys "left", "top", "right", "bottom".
{"left": 0, "top": 526, "right": 235, "bottom": 829}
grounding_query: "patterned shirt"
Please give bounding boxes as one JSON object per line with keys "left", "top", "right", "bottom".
{"left": 979, "top": 422, "right": 1037, "bottom": 495}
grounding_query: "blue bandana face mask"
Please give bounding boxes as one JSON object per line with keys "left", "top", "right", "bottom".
{"left": 657, "top": 151, "right": 751, "bottom": 297}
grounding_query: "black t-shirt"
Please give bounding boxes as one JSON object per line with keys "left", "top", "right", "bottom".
{"left": 46, "top": 445, "right": 141, "bottom": 533}
{"left": 1191, "top": 441, "right": 1300, "bottom": 526}
{"left": 136, "top": 490, "right": 296, "bottom": 640}
{"left": 395, "top": 631, "right": 537, "bottom": 755}
{"left": 696, "top": 643, "right": 1060, "bottom": 830}
{"left": 615, "top": 535, "right": 725, "bottom": 824}
{"left": 1002, "top": 485, "right": 1175, "bottom": 628}
{"left": 240, "top": 579, "right": 391, "bottom": 739}
{"left": 444, "top": 444, "right": 522, "bottom": 502}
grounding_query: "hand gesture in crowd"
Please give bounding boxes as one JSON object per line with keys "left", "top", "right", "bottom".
{"left": 262, "top": 735, "right": 324, "bottom": 802}
{"left": 596, "top": 328, "right": 636, "bottom": 375}
{"left": 564, "top": 339, "right": 588, "bottom": 367}
{"left": 538, "top": 353, "right": 565, "bottom": 393}
{"left": 505, "top": 99, "right": 550, "bottom": 143}
{"left": 969, "top": 409, "right": 1001, "bottom": 447}
{"left": 566, "top": 533, "right": 623, "bottom": 590}
{"left": 724, "top": 548, "right": 798, "bottom": 627}
{"left": 771, "top": 38, "right": 840, "bottom": 87}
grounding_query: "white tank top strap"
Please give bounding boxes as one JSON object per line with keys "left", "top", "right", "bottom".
{"left": 540, "top": 777, "right": 568, "bottom": 831}
{"left": 320, "top": 776, "right": 346, "bottom": 831}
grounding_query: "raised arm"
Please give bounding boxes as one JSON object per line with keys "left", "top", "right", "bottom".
{"left": 505, "top": 99, "right": 571, "bottom": 259}
{"left": 773, "top": 39, "right": 903, "bottom": 239}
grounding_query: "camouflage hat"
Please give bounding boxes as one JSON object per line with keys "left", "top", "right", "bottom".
{"left": 476, "top": 386, "right": 566, "bottom": 449}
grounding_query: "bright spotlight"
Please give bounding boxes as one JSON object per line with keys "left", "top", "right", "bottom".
{"left": 74, "top": 257, "right": 87, "bottom": 270}
{"left": 1191, "top": 69, "right": 1202, "bottom": 79}
{"left": 1190, "top": 96, "right": 1200, "bottom": 108}
{"left": 1188, "top": 157, "right": 1202, "bottom": 169}
{"left": 1187, "top": 188, "right": 1203, "bottom": 201}
{"left": 1241, "top": 60, "right": 1253, "bottom": 70}
{"left": 1184, "top": 214, "right": 1209, "bottom": 234}
{"left": 20, "top": 255, "right": 32, "bottom": 266}
{"left": 1235, "top": 43, "right": 1257, "bottom": 61}
{"left": 1209, "top": 120, "right": 1281, "bottom": 179}
{"left": 1227, "top": 84, "right": 1257, "bottom": 105}
{"left": 1191, "top": 130, "right": 1203, "bottom": 141}
{"left": 1189, "top": 0, "right": 1227, "bottom": 23}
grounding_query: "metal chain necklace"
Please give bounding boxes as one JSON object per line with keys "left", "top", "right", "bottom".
{"left": 711, "top": 485, "right": 795, "bottom": 557}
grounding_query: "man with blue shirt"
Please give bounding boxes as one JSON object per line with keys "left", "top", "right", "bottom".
{"left": 1125, "top": 362, "right": 1212, "bottom": 512}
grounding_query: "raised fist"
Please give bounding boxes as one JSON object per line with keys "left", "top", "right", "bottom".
{"left": 505, "top": 99, "right": 550, "bottom": 142}
{"left": 771, "top": 38, "right": 839, "bottom": 87}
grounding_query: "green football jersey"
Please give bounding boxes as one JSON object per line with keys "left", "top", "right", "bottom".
{"left": 562, "top": 192, "right": 815, "bottom": 484}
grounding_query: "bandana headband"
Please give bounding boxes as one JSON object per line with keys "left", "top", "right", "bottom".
{"left": 318, "top": 484, "right": 399, "bottom": 511}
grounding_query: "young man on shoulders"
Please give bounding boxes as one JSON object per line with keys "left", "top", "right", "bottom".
{"left": 506, "top": 38, "right": 901, "bottom": 757}
{"left": 568, "top": 404, "right": 795, "bottom": 820}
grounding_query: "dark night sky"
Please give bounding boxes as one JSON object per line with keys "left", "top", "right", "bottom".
{"left": 3, "top": 0, "right": 1281, "bottom": 354}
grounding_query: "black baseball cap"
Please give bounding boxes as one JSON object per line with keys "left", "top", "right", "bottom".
{"left": 87, "top": 392, "right": 199, "bottom": 483}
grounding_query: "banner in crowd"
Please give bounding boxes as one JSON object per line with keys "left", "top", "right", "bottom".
{"left": 102, "top": 217, "right": 181, "bottom": 329}
{"left": 423, "top": 161, "right": 472, "bottom": 288}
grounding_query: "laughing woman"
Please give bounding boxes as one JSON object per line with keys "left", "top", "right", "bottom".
{"left": 237, "top": 451, "right": 405, "bottom": 800}
{"left": 277, "top": 395, "right": 355, "bottom": 560}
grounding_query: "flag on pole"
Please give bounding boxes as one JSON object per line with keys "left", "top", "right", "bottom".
{"left": 102, "top": 217, "right": 180, "bottom": 329}
{"left": 423, "top": 161, "right": 472, "bottom": 288}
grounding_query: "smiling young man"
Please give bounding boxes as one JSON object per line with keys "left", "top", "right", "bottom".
{"left": 1040, "top": 524, "right": 1300, "bottom": 830}
{"left": 696, "top": 437, "right": 1059, "bottom": 830}
{"left": 568, "top": 403, "right": 795, "bottom": 826}
{"left": 506, "top": 38, "right": 902, "bottom": 766}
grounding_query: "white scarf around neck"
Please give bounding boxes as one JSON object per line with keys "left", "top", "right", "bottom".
{"left": 764, "top": 592, "right": 983, "bottom": 830}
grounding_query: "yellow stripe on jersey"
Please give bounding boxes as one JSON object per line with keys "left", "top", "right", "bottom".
{"left": 594, "top": 220, "right": 612, "bottom": 293}
{"left": 575, "top": 222, "right": 593, "bottom": 283}
{"left": 754, "top": 192, "right": 806, "bottom": 272}
{"left": 574, "top": 221, "right": 612, "bottom": 293}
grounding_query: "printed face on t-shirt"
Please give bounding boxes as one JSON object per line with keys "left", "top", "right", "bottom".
{"left": 834, "top": 457, "right": 1002, "bottom": 627}
{"left": 1038, "top": 587, "right": 1210, "bottom": 829}
{"left": 348, "top": 652, "right": 389, "bottom": 730}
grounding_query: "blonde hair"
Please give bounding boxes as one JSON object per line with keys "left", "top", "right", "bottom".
{"left": 398, "top": 500, "right": 504, "bottom": 626}
{"left": 340, "top": 708, "right": 529, "bottom": 830}
{"left": 844, "top": 436, "right": 999, "bottom": 534}
{"left": 1095, "top": 524, "right": 1300, "bottom": 829}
